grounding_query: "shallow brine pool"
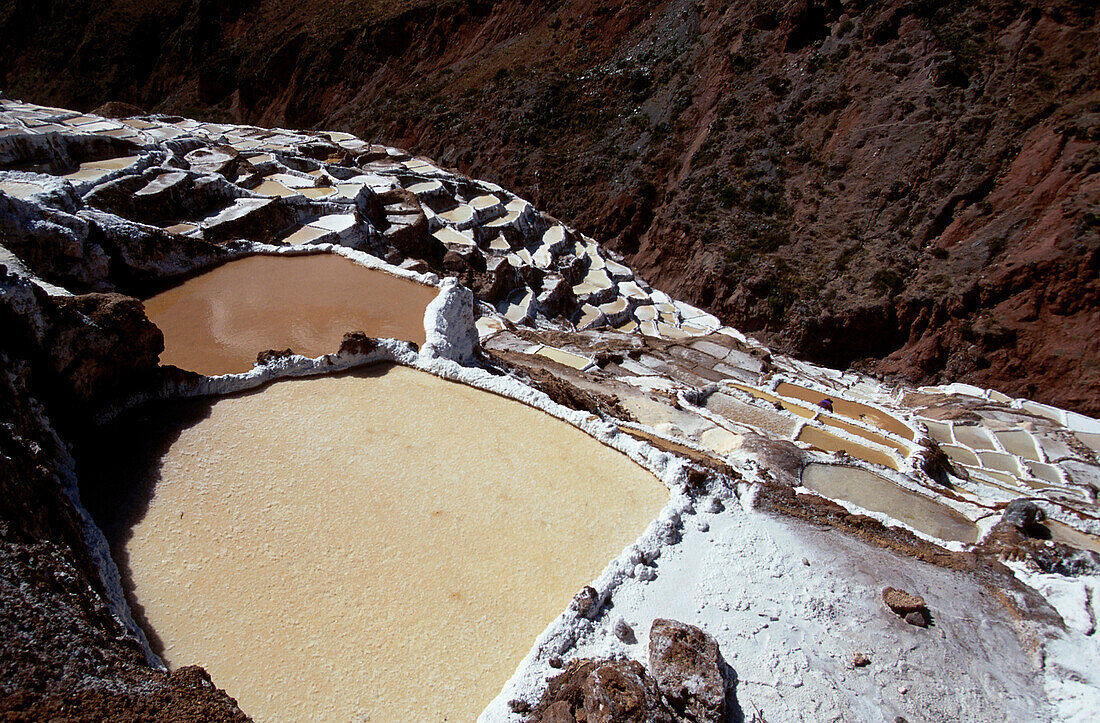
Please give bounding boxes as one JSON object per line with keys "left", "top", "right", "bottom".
{"left": 143, "top": 254, "right": 438, "bottom": 375}
{"left": 85, "top": 365, "right": 668, "bottom": 721}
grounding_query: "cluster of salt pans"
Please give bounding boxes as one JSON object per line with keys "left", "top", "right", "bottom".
{"left": 2, "top": 97, "right": 1099, "bottom": 722}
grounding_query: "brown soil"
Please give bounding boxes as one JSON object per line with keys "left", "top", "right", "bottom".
{"left": 2, "top": 0, "right": 1096, "bottom": 413}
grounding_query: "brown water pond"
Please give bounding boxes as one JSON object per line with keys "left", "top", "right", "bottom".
{"left": 797, "top": 425, "right": 900, "bottom": 470}
{"left": 143, "top": 254, "right": 437, "bottom": 375}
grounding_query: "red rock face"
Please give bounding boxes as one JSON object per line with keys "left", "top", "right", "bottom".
{"left": 2, "top": 0, "right": 1097, "bottom": 412}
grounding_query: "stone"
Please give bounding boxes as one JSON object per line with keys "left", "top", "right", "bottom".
{"left": 48, "top": 291, "right": 164, "bottom": 407}
{"left": 647, "top": 619, "right": 726, "bottom": 723}
{"left": 338, "top": 332, "right": 379, "bottom": 356}
{"left": 255, "top": 348, "right": 296, "bottom": 365}
{"left": 570, "top": 586, "right": 600, "bottom": 619}
{"left": 613, "top": 618, "right": 636, "bottom": 644}
{"left": 883, "top": 587, "right": 932, "bottom": 627}
{"left": 507, "top": 698, "right": 530, "bottom": 713}
{"left": 1003, "top": 499, "right": 1045, "bottom": 531}
{"left": 582, "top": 662, "right": 652, "bottom": 723}
{"left": 541, "top": 700, "right": 575, "bottom": 723}
{"left": 529, "top": 658, "right": 679, "bottom": 723}
{"left": 904, "top": 610, "right": 930, "bottom": 628}
{"left": 882, "top": 587, "right": 926, "bottom": 615}
{"left": 852, "top": 652, "right": 871, "bottom": 668}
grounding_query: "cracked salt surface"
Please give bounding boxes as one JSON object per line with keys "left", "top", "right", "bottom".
{"left": 95, "top": 365, "right": 668, "bottom": 722}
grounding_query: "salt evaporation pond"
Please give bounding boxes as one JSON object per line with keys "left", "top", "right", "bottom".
{"left": 801, "top": 463, "right": 978, "bottom": 543}
{"left": 89, "top": 365, "right": 667, "bottom": 722}
{"left": 143, "top": 254, "right": 438, "bottom": 375}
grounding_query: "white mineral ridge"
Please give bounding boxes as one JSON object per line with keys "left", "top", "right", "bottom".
{"left": 420, "top": 277, "right": 479, "bottom": 365}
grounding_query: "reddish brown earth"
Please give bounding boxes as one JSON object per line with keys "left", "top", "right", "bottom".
{"left": 1, "top": 0, "right": 1098, "bottom": 413}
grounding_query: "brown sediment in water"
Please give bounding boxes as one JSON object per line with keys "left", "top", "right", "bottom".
{"left": 797, "top": 425, "right": 900, "bottom": 470}
{"left": 801, "top": 463, "right": 978, "bottom": 544}
{"left": 777, "top": 382, "right": 915, "bottom": 440}
{"left": 142, "top": 254, "right": 437, "bottom": 375}
{"left": 87, "top": 366, "right": 668, "bottom": 722}
{"left": 818, "top": 413, "right": 911, "bottom": 457}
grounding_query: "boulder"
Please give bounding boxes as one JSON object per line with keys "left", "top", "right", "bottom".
{"left": 882, "top": 587, "right": 926, "bottom": 615}
{"left": 47, "top": 292, "right": 163, "bottom": 407}
{"left": 882, "top": 587, "right": 932, "bottom": 627}
{"left": 528, "top": 659, "right": 673, "bottom": 723}
{"left": 1003, "top": 499, "right": 1044, "bottom": 531}
{"left": 582, "top": 661, "right": 658, "bottom": 723}
{"left": 648, "top": 619, "right": 726, "bottom": 723}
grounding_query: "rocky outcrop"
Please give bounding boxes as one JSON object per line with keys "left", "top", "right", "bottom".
{"left": 2, "top": 271, "right": 163, "bottom": 412}
{"left": 648, "top": 618, "right": 726, "bottom": 723}
{"left": 528, "top": 620, "right": 727, "bottom": 723}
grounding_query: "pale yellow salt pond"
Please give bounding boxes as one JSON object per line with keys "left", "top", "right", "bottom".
{"left": 143, "top": 254, "right": 438, "bottom": 376}
{"left": 94, "top": 366, "right": 667, "bottom": 722}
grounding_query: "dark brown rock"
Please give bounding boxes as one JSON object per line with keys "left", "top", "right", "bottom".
{"left": 47, "top": 292, "right": 163, "bottom": 407}
{"left": 338, "top": 331, "right": 379, "bottom": 356}
{"left": 582, "top": 661, "right": 652, "bottom": 723}
{"left": 256, "top": 348, "right": 297, "bottom": 365}
{"left": 648, "top": 619, "right": 726, "bottom": 723}
{"left": 570, "top": 585, "right": 600, "bottom": 620}
{"left": 528, "top": 659, "right": 674, "bottom": 723}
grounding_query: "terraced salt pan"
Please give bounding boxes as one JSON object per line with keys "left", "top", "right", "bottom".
{"left": 0, "top": 179, "right": 44, "bottom": 199}
{"left": 103, "top": 367, "right": 667, "bottom": 721}
{"left": 776, "top": 382, "right": 914, "bottom": 440}
{"left": 801, "top": 463, "right": 977, "bottom": 543}
{"left": 1046, "top": 520, "right": 1100, "bottom": 555}
{"left": 143, "top": 254, "right": 437, "bottom": 375}
{"left": 797, "top": 425, "right": 900, "bottom": 470}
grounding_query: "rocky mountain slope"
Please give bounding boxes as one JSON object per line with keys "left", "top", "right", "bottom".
{"left": 2, "top": 0, "right": 1097, "bottom": 414}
